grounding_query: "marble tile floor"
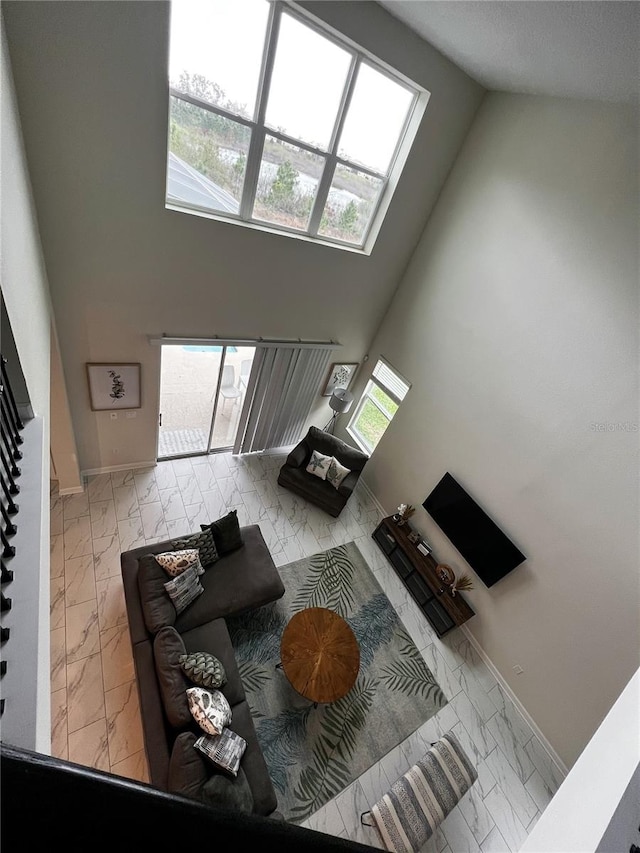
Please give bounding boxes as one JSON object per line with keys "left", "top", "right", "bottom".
{"left": 50, "top": 450, "right": 565, "bottom": 851}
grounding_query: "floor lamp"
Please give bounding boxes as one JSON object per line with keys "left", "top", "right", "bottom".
{"left": 324, "top": 388, "right": 354, "bottom": 434}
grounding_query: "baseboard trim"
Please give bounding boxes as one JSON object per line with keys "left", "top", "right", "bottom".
{"left": 460, "top": 624, "right": 569, "bottom": 777}
{"left": 57, "top": 485, "right": 85, "bottom": 496}
{"left": 81, "top": 460, "right": 158, "bottom": 478}
{"left": 358, "top": 477, "right": 388, "bottom": 519}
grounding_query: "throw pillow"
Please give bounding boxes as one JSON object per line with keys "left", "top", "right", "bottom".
{"left": 172, "top": 528, "right": 219, "bottom": 571}
{"left": 153, "top": 626, "right": 191, "bottom": 729}
{"left": 167, "top": 732, "right": 211, "bottom": 800}
{"left": 306, "top": 450, "right": 332, "bottom": 480}
{"left": 156, "top": 548, "right": 203, "bottom": 577}
{"left": 201, "top": 767, "right": 253, "bottom": 813}
{"left": 200, "top": 509, "right": 243, "bottom": 555}
{"left": 137, "top": 553, "right": 177, "bottom": 635}
{"left": 194, "top": 728, "right": 247, "bottom": 777}
{"left": 163, "top": 564, "right": 204, "bottom": 615}
{"left": 326, "top": 456, "right": 351, "bottom": 490}
{"left": 180, "top": 651, "right": 227, "bottom": 690}
{"left": 187, "top": 686, "right": 232, "bottom": 737}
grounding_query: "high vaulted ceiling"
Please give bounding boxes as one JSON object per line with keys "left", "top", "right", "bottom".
{"left": 378, "top": 1, "right": 640, "bottom": 102}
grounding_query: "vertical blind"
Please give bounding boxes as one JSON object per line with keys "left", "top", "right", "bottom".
{"left": 233, "top": 346, "right": 332, "bottom": 454}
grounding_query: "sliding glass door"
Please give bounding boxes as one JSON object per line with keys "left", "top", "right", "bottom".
{"left": 157, "top": 344, "right": 255, "bottom": 460}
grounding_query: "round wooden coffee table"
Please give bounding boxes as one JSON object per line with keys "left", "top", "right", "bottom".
{"left": 280, "top": 607, "right": 360, "bottom": 705}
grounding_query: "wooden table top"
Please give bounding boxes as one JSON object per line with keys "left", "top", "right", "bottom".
{"left": 280, "top": 607, "right": 360, "bottom": 705}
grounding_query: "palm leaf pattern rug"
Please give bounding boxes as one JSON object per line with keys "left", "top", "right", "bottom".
{"left": 226, "top": 541, "right": 447, "bottom": 822}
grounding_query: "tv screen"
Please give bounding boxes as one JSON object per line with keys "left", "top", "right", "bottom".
{"left": 423, "top": 473, "right": 525, "bottom": 587}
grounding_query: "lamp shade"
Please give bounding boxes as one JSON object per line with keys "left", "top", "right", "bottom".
{"left": 329, "top": 388, "right": 354, "bottom": 414}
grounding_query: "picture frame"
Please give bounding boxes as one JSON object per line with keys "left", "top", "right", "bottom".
{"left": 86, "top": 362, "right": 141, "bottom": 411}
{"left": 322, "top": 363, "right": 359, "bottom": 397}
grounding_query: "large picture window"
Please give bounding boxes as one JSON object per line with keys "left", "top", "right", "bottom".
{"left": 348, "top": 358, "right": 410, "bottom": 453}
{"left": 166, "top": 0, "right": 427, "bottom": 252}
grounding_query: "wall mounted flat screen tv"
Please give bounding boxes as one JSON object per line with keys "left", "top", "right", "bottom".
{"left": 423, "top": 473, "right": 525, "bottom": 587}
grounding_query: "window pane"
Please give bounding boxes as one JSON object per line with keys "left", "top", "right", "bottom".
{"left": 339, "top": 63, "right": 414, "bottom": 174}
{"left": 169, "top": 0, "right": 269, "bottom": 119}
{"left": 253, "top": 136, "right": 324, "bottom": 231}
{"left": 318, "top": 164, "right": 383, "bottom": 245}
{"left": 353, "top": 398, "right": 391, "bottom": 450}
{"left": 265, "top": 12, "right": 351, "bottom": 150}
{"left": 371, "top": 385, "right": 398, "bottom": 417}
{"left": 168, "top": 97, "right": 250, "bottom": 214}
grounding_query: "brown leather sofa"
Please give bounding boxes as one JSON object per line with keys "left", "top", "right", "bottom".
{"left": 277, "top": 426, "right": 369, "bottom": 517}
{"left": 121, "top": 525, "right": 285, "bottom": 816}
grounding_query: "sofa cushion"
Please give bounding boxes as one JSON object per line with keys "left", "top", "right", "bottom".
{"left": 181, "top": 619, "right": 246, "bottom": 707}
{"left": 229, "top": 700, "right": 278, "bottom": 815}
{"left": 201, "top": 767, "right": 254, "bottom": 813}
{"left": 164, "top": 565, "right": 205, "bottom": 615}
{"left": 187, "top": 687, "right": 232, "bottom": 736}
{"left": 278, "top": 464, "right": 345, "bottom": 513}
{"left": 153, "top": 626, "right": 191, "bottom": 729}
{"left": 138, "top": 553, "right": 177, "bottom": 635}
{"left": 172, "top": 528, "right": 219, "bottom": 570}
{"left": 201, "top": 510, "right": 243, "bottom": 555}
{"left": 174, "top": 525, "right": 285, "bottom": 632}
{"left": 180, "top": 651, "right": 227, "bottom": 690}
{"left": 167, "top": 731, "right": 211, "bottom": 799}
{"left": 304, "top": 425, "right": 368, "bottom": 472}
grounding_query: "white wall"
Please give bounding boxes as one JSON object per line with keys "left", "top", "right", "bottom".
{"left": 0, "top": 11, "right": 52, "bottom": 751}
{"left": 520, "top": 669, "right": 640, "bottom": 853}
{"left": 2, "top": 0, "right": 483, "bottom": 472}
{"left": 348, "top": 93, "right": 639, "bottom": 766}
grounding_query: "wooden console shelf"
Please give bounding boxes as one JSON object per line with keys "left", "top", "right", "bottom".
{"left": 372, "top": 516, "right": 474, "bottom": 638}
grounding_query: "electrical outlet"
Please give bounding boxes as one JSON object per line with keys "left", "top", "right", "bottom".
{"left": 125, "top": 411, "right": 137, "bottom": 419}
{"left": 110, "top": 412, "right": 118, "bottom": 420}
{"left": 513, "top": 664, "right": 524, "bottom": 675}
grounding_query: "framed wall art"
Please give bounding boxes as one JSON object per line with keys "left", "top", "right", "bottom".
{"left": 322, "top": 362, "right": 359, "bottom": 397}
{"left": 86, "top": 362, "right": 141, "bottom": 411}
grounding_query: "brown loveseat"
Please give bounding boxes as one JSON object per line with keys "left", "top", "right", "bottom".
{"left": 121, "top": 524, "right": 285, "bottom": 816}
{"left": 277, "top": 426, "right": 369, "bottom": 517}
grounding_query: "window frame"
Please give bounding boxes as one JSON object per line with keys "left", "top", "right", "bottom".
{"left": 165, "top": 0, "right": 428, "bottom": 253}
{"left": 347, "top": 357, "right": 410, "bottom": 453}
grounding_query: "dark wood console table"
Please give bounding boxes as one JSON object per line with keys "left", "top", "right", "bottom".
{"left": 372, "top": 516, "right": 474, "bottom": 637}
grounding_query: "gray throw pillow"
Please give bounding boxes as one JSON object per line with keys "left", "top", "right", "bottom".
{"left": 200, "top": 510, "right": 243, "bottom": 555}
{"left": 201, "top": 767, "right": 254, "bottom": 813}
{"left": 163, "top": 564, "right": 204, "bottom": 615}
{"left": 172, "top": 528, "right": 219, "bottom": 570}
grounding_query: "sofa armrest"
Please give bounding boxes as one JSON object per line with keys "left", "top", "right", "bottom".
{"left": 285, "top": 441, "right": 308, "bottom": 469}
{"left": 337, "top": 470, "right": 360, "bottom": 498}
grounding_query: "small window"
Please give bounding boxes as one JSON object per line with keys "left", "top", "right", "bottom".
{"left": 348, "top": 358, "right": 410, "bottom": 453}
{"left": 166, "top": 0, "right": 427, "bottom": 253}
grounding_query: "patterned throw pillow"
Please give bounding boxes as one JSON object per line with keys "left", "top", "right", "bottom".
{"left": 187, "top": 686, "right": 232, "bottom": 737}
{"left": 172, "top": 528, "right": 219, "bottom": 570}
{"left": 200, "top": 509, "right": 243, "bottom": 555}
{"left": 306, "top": 450, "right": 332, "bottom": 480}
{"left": 326, "top": 456, "right": 351, "bottom": 490}
{"left": 194, "top": 728, "right": 247, "bottom": 778}
{"left": 180, "top": 651, "right": 227, "bottom": 690}
{"left": 163, "top": 565, "right": 204, "bottom": 615}
{"left": 156, "top": 548, "right": 203, "bottom": 577}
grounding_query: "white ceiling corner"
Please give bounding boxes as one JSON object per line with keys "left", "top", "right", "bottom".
{"left": 378, "top": 1, "right": 640, "bottom": 102}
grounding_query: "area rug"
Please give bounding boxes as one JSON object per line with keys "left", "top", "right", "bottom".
{"left": 225, "top": 541, "right": 447, "bottom": 822}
